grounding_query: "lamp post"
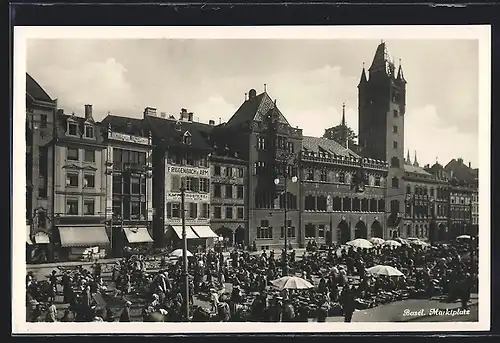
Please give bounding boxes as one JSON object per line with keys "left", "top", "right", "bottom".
{"left": 180, "top": 178, "right": 190, "bottom": 320}
{"left": 274, "top": 174, "right": 298, "bottom": 276}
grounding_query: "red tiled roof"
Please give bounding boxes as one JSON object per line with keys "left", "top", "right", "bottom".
{"left": 302, "top": 136, "right": 359, "bottom": 158}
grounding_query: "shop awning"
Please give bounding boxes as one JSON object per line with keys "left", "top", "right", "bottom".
{"left": 191, "top": 225, "right": 219, "bottom": 238}
{"left": 26, "top": 225, "right": 33, "bottom": 245}
{"left": 58, "top": 226, "right": 110, "bottom": 248}
{"left": 123, "top": 227, "right": 154, "bottom": 243}
{"left": 34, "top": 231, "right": 50, "bottom": 244}
{"left": 169, "top": 225, "right": 199, "bottom": 240}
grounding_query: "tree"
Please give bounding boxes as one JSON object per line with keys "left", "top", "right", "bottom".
{"left": 323, "top": 124, "right": 358, "bottom": 147}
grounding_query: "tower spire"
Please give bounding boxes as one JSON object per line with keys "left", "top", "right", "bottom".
{"left": 358, "top": 62, "right": 368, "bottom": 86}
{"left": 413, "top": 150, "right": 419, "bottom": 167}
{"left": 341, "top": 102, "right": 348, "bottom": 149}
{"left": 397, "top": 58, "right": 406, "bottom": 83}
{"left": 406, "top": 149, "right": 411, "bottom": 164}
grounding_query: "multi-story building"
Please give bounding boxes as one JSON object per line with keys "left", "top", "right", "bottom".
{"left": 51, "top": 105, "right": 110, "bottom": 261}
{"left": 144, "top": 107, "right": 217, "bottom": 251}
{"left": 445, "top": 158, "right": 477, "bottom": 238}
{"left": 25, "top": 73, "right": 57, "bottom": 261}
{"left": 403, "top": 152, "right": 449, "bottom": 242}
{"left": 357, "top": 41, "right": 407, "bottom": 239}
{"left": 209, "top": 151, "right": 248, "bottom": 246}
{"left": 100, "top": 115, "right": 154, "bottom": 257}
{"left": 300, "top": 132, "right": 388, "bottom": 245}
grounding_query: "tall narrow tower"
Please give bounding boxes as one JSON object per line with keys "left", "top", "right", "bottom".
{"left": 358, "top": 41, "right": 407, "bottom": 238}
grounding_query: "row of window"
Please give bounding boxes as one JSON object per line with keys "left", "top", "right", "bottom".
{"left": 111, "top": 198, "right": 147, "bottom": 220}
{"left": 450, "top": 209, "right": 471, "bottom": 220}
{"left": 256, "top": 136, "right": 294, "bottom": 153}
{"left": 170, "top": 176, "right": 210, "bottom": 193}
{"left": 405, "top": 225, "right": 429, "bottom": 238}
{"left": 112, "top": 174, "right": 147, "bottom": 195}
{"left": 67, "top": 147, "right": 96, "bottom": 162}
{"left": 407, "top": 185, "right": 448, "bottom": 199}
{"left": 254, "top": 191, "right": 298, "bottom": 209}
{"left": 167, "top": 153, "right": 209, "bottom": 167}
{"left": 65, "top": 198, "right": 97, "bottom": 215}
{"left": 67, "top": 121, "right": 95, "bottom": 139}
{"left": 213, "top": 184, "right": 244, "bottom": 199}
{"left": 304, "top": 196, "right": 385, "bottom": 212}
{"left": 166, "top": 202, "right": 210, "bottom": 219}
{"left": 213, "top": 206, "right": 245, "bottom": 220}
{"left": 113, "top": 148, "right": 147, "bottom": 166}
{"left": 66, "top": 171, "right": 96, "bottom": 188}
{"left": 213, "top": 165, "right": 245, "bottom": 178}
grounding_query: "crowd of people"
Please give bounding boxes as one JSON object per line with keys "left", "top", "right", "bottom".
{"left": 25, "top": 238, "right": 478, "bottom": 323}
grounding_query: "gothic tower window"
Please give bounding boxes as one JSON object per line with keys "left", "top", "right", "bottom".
{"left": 391, "top": 177, "right": 399, "bottom": 188}
{"left": 391, "top": 157, "right": 400, "bottom": 168}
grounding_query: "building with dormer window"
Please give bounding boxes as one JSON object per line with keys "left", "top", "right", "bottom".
{"left": 51, "top": 105, "right": 110, "bottom": 261}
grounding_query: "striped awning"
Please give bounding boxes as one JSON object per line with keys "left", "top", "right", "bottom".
{"left": 34, "top": 231, "right": 50, "bottom": 244}
{"left": 58, "top": 226, "right": 110, "bottom": 247}
{"left": 26, "top": 225, "right": 33, "bottom": 245}
{"left": 168, "top": 225, "right": 199, "bottom": 240}
{"left": 191, "top": 225, "right": 219, "bottom": 238}
{"left": 123, "top": 227, "right": 154, "bottom": 243}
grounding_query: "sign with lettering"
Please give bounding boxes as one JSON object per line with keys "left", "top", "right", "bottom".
{"left": 109, "top": 132, "right": 149, "bottom": 145}
{"left": 167, "top": 165, "right": 210, "bottom": 177}
{"left": 166, "top": 192, "right": 210, "bottom": 202}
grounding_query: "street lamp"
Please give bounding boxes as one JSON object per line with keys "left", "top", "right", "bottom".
{"left": 179, "top": 178, "right": 190, "bottom": 321}
{"left": 274, "top": 174, "right": 298, "bottom": 276}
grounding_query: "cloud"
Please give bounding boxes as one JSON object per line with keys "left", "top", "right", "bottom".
{"left": 405, "top": 105, "right": 478, "bottom": 167}
{"left": 190, "top": 96, "right": 238, "bottom": 125}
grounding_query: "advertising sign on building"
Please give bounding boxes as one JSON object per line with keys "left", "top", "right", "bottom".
{"left": 166, "top": 192, "right": 210, "bottom": 202}
{"left": 166, "top": 165, "right": 210, "bottom": 177}
{"left": 109, "top": 132, "right": 149, "bottom": 145}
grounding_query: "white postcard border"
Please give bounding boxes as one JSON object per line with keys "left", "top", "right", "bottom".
{"left": 13, "top": 25, "right": 491, "bottom": 334}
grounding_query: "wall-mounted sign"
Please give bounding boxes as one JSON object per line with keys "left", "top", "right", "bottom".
{"left": 167, "top": 165, "right": 210, "bottom": 177}
{"left": 109, "top": 132, "right": 149, "bottom": 145}
{"left": 166, "top": 192, "right": 210, "bottom": 202}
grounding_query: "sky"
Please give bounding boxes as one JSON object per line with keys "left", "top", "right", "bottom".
{"left": 26, "top": 39, "right": 479, "bottom": 168}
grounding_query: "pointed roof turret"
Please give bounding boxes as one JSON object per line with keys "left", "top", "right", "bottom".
{"left": 406, "top": 149, "right": 411, "bottom": 165}
{"left": 340, "top": 102, "right": 348, "bottom": 149}
{"left": 358, "top": 62, "right": 368, "bottom": 87}
{"left": 369, "top": 41, "right": 395, "bottom": 77}
{"left": 341, "top": 102, "right": 346, "bottom": 127}
{"left": 397, "top": 58, "right": 406, "bottom": 84}
{"left": 413, "top": 150, "right": 419, "bottom": 167}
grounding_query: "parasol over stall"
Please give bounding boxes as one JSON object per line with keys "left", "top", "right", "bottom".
{"left": 383, "top": 240, "right": 402, "bottom": 248}
{"left": 369, "top": 237, "right": 385, "bottom": 245}
{"left": 169, "top": 249, "right": 193, "bottom": 258}
{"left": 346, "top": 238, "right": 373, "bottom": 249}
{"left": 456, "top": 235, "right": 471, "bottom": 240}
{"left": 366, "top": 265, "right": 404, "bottom": 277}
{"left": 270, "top": 276, "right": 314, "bottom": 290}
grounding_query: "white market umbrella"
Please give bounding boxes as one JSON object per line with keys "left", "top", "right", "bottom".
{"left": 456, "top": 235, "right": 471, "bottom": 240}
{"left": 366, "top": 265, "right": 404, "bottom": 277}
{"left": 270, "top": 276, "right": 314, "bottom": 290}
{"left": 384, "top": 240, "right": 402, "bottom": 247}
{"left": 411, "top": 240, "right": 430, "bottom": 247}
{"left": 395, "top": 237, "right": 410, "bottom": 245}
{"left": 169, "top": 249, "right": 193, "bottom": 258}
{"left": 346, "top": 238, "right": 373, "bottom": 249}
{"left": 369, "top": 237, "right": 385, "bottom": 245}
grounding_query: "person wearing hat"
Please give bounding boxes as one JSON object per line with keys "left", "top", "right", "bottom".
{"left": 119, "top": 301, "right": 132, "bottom": 322}
{"left": 44, "top": 299, "right": 58, "bottom": 322}
{"left": 210, "top": 288, "right": 219, "bottom": 313}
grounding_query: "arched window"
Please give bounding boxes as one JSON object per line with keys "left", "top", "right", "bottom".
{"left": 378, "top": 199, "right": 385, "bottom": 212}
{"left": 369, "top": 198, "right": 377, "bottom": 212}
{"left": 361, "top": 198, "right": 369, "bottom": 212}
{"left": 305, "top": 195, "right": 316, "bottom": 211}
{"left": 317, "top": 196, "right": 327, "bottom": 211}
{"left": 333, "top": 197, "right": 342, "bottom": 211}
{"left": 391, "top": 157, "right": 400, "bottom": 168}
{"left": 406, "top": 184, "right": 411, "bottom": 194}
{"left": 391, "top": 177, "right": 399, "bottom": 188}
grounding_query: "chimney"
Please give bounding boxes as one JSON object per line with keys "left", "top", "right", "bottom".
{"left": 469, "top": 161, "right": 471, "bottom": 168}
{"left": 160, "top": 112, "right": 166, "bottom": 118}
{"left": 57, "top": 109, "right": 64, "bottom": 117}
{"left": 84, "top": 104, "right": 93, "bottom": 120}
{"left": 188, "top": 112, "right": 194, "bottom": 122}
{"left": 248, "top": 89, "right": 257, "bottom": 99}
{"left": 209, "top": 120, "right": 215, "bottom": 126}
{"left": 457, "top": 157, "right": 464, "bottom": 164}
{"left": 180, "top": 108, "right": 188, "bottom": 121}
{"left": 143, "top": 107, "right": 157, "bottom": 118}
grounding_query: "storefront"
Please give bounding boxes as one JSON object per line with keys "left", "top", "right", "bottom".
{"left": 27, "top": 226, "right": 52, "bottom": 264}
{"left": 165, "top": 225, "right": 218, "bottom": 252}
{"left": 56, "top": 226, "right": 110, "bottom": 261}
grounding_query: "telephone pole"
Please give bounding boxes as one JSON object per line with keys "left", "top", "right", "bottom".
{"left": 180, "top": 179, "right": 190, "bottom": 321}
